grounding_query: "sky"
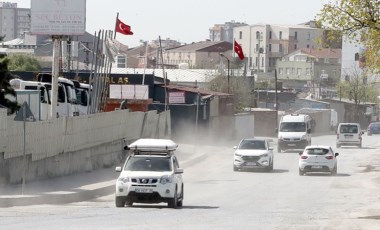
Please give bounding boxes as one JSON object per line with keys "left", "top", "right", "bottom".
{"left": 13, "top": 0, "right": 328, "bottom": 47}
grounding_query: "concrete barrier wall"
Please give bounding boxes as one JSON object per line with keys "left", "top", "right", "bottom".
{"left": 0, "top": 109, "right": 170, "bottom": 184}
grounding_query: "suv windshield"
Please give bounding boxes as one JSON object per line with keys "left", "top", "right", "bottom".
{"left": 125, "top": 157, "right": 172, "bottom": 171}
{"left": 239, "top": 140, "right": 266, "bottom": 150}
{"left": 280, "top": 122, "right": 306, "bottom": 132}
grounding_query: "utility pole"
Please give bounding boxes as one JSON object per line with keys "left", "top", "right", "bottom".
{"left": 275, "top": 69, "right": 279, "bottom": 132}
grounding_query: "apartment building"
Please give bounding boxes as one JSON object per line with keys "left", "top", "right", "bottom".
{"left": 0, "top": 2, "right": 30, "bottom": 41}
{"left": 276, "top": 48, "right": 341, "bottom": 94}
{"left": 234, "top": 21, "right": 323, "bottom": 74}
{"left": 209, "top": 21, "right": 247, "bottom": 44}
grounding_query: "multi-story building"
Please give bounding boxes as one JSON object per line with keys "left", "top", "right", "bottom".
{"left": 209, "top": 21, "right": 247, "bottom": 43}
{"left": 163, "top": 41, "right": 232, "bottom": 69}
{"left": 276, "top": 48, "right": 341, "bottom": 97}
{"left": 0, "top": 2, "right": 31, "bottom": 41}
{"left": 234, "top": 21, "right": 323, "bottom": 74}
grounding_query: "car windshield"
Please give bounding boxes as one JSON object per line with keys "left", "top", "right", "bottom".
{"left": 239, "top": 140, "right": 266, "bottom": 150}
{"left": 339, "top": 125, "right": 358, "bottom": 133}
{"left": 280, "top": 122, "right": 306, "bottom": 132}
{"left": 124, "top": 157, "right": 172, "bottom": 171}
{"left": 305, "top": 148, "right": 329, "bottom": 155}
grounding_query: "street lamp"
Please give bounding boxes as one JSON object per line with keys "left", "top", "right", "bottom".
{"left": 220, "top": 53, "right": 230, "bottom": 94}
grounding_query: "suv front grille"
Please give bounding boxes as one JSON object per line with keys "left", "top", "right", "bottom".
{"left": 131, "top": 178, "right": 158, "bottom": 184}
{"left": 242, "top": 156, "right": 260, "bottom": 162}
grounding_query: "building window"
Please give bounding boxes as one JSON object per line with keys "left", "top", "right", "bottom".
{"left": 239, "top": 31, "right": 243, "bottom": 39}
{"left": 279, "top": 68, "right": 283, "bottom": 75}
{"left": 279, "top": 31, "right": 282, "bottom": 40}
{"left": 307, "top": 32, "right": 311, "bottom": 40}
{"left": 295, "top": 31, "right": 298, "bottom": 40}
{"left": 291, "top": 68, "right": 295, "bottom": 74}
{"left": 269, "top": 31, "right": 272, "bottom": 39}
{"left": 117, "top": 55, "right": 126, "bottom": 68}
{"left": 286, "top": 68, "right": 291, "bottom": 75}
{"left": 279, "top": 44, "right": 283, "bottom": 52}
{"left": 268, "top": 44, "right": 272, "bottom": 52}
{"left": 256, "top": 31, "right": 260, "bottom": 39}
{"left": 307, "top": 44, "right": 310, "bottom": 48}
{"left": 306, "top": 68, "right": 311, "bottom": 75}
{"left": 324, "top": 58, "right": 329, "bottom": 63}
{"left": 294, "top": 44, "right": 297, "bottom": 50}
{"left": 297, "top": 68, "right": 302, "bottom": 76}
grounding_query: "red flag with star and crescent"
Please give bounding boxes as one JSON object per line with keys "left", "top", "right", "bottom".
{"left": 115, "top": 18, "right": 134, "bottom": 35}
{"left": 234, "top": 40, "right": 245, "bottom": 60}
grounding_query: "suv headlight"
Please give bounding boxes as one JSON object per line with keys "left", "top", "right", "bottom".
{"left": 261, "top": 153, "right": 269, "bottom": 158}
{"left": 118, "top": 177, "right": 129, "bottom": 183}
{"left": 160, "top": 175, "right": 173, "bottom": 184}
{"left": 235, "top": 152, "right": 242, "bottom": 157}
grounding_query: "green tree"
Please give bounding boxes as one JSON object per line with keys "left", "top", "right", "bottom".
{"left": 209, "top": 74, "right": 253, "bottom": 112}
{"left": 8, "top": 54, "right": 42, "bottom": 72}
{"left": 336, "top": 67, "right": 379, "bottom": 120}
{"left": 317, "top": 0, "right": 380, "bottom": 71}
{"left": 0, "top": 54, "right": 20, "bottom": 114}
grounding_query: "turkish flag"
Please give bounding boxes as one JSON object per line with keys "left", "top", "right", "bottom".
{"left": 234, "top": 40, "right": 245, "bottom": 60}
{"left": 115, "top": 18, "right": 134, "bottom": 35}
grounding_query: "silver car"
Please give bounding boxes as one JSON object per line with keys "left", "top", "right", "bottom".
{"left": 233, "top": 138, "right": 274, "bottom": 172}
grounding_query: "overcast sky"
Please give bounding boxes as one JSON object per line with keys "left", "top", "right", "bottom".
{"left": 13, "top": 0, "right": 328, "bottom": 47}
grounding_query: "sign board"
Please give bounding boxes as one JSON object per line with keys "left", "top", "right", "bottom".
{"left": 169, "top": 92, "right": 185, "bottom": 104}
{"left": 14, "top": 102, "right": 36, "bottom": 122}
{"left": 109, "top": 85, "right": 149, "bottom": 100}
{"left": 31, "top": 0, "right": 86, "bottom": 35}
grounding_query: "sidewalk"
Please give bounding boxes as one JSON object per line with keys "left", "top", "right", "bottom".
{"left": 0, "top": 143, "right": 206, "bottom": 208}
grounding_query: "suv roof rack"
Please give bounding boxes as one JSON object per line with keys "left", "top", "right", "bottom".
{"left": 126, "top": 138, "right": 178, "bottom": 152}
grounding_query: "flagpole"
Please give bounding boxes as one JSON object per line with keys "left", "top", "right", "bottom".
{"left": 114, "top": 12, "right": 119, "bottom": 39}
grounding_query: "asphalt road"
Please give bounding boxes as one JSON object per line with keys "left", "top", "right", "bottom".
{"left": 1, "top": 135, "right": 380, "bottom": 230}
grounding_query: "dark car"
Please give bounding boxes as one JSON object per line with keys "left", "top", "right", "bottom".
{"left": 367, "top": 122, "right": 380, "bottom": 136}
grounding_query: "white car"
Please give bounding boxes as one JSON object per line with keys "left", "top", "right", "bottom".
{"left": 115, "top": 139, "right": 184, "bottom": 208}
{"left": 298, "top": 145, "right": 339, "bottom": 176}
{"left": 233, "top": 138, "right": 274, "bottom": 171}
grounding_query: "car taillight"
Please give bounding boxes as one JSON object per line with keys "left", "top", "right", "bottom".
{"left": 301, "top": 156, "right": 308, "bottom": 159}
{"left": 325, "top": 156, "right": 334, "bottom": 160}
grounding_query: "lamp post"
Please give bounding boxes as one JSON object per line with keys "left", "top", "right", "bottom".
{"left": 220, "top": 53, "right": 230, "bottom": 94}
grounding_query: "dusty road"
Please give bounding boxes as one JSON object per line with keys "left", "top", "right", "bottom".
{"left": 1, "top": 135, "right": 379, "bottom": 230}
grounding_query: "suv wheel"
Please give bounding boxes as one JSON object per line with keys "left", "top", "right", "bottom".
{"left": 266, "top": 159, "right": 273, "bottom": 172}
{"left": 177, "top": 185, "right": 184, "bottom": 207}
{"left": 299, "top": 169, "right": 304, "bottom": 176}
{"left": 115, "top": 196, "right": 125, "bottom": 208}
{"left": 331, "top": 165, "right": 337, "bottom": 176}
{"left": 125, "top": 200, "right": 133, "bottom": 207}
{"left": 168, "top": 188, "right": 178, "bottom": 209}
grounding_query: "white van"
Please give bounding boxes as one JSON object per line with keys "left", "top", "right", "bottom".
{"left": 277, "top": 114, "right": 312, "bottom": 152}
{"left": 336, "top": 123, "right": 363, "bottom": 148}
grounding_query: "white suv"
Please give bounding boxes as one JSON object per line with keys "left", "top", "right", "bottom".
{"left": 115, "top": 139, "right": 184, "bottom": 208}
